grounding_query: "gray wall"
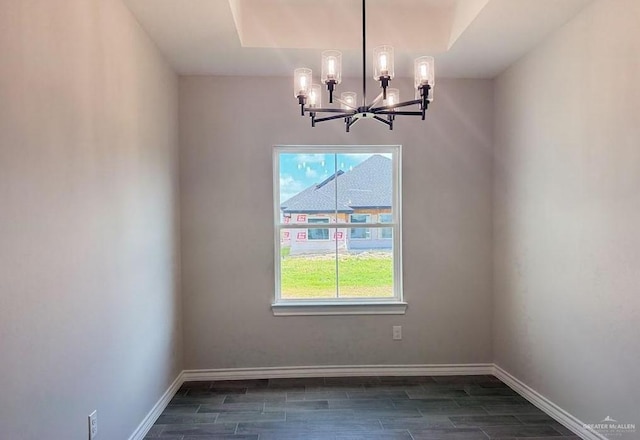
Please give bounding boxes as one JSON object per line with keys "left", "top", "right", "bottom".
{"left": 0, "top": 0, "right": 181, "bottom": 439}
{"left": 493, "top": 0, "right": 640, "bottom": 432}
{"left": 179, "top": 76, "right": 494, "bottom": 369}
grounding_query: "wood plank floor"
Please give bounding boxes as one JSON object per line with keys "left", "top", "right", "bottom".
{"left": 145, "top": 375, "right": 580, "bottom": 439}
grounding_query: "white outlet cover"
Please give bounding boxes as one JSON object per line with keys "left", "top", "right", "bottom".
{"left": 392, "top": 326, "right": 402, "bottom": 340}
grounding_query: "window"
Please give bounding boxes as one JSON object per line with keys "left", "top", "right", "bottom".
{"left": 350, "top": 214, "right": 371, "bottom": 239}
{"left": 379, "top": 214, "right": 393, "bottom": 239}
{"left": 273, "top": 145, "right": 405, "bottom": 315}
{"left": 308, "top": 218, "right": 329, "bottom": 240}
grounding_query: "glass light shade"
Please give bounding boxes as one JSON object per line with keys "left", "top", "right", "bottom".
{"left": 308, "top": 84, "right": 322, "bottom": 108}
{"left": 373, "top": 45, "right": 394, "bottom": 80}
{"left": 321, "top": 50, "right": 342, "bottom": 84}
{"left": 341, "top": 92, "right": 357, "bottom": 110}
{"left": 414, "top": 56, "right": 435, "bottom": 89}
{"left": 385, "top": 88, "right": 400, "bottom": 110}
{"left": 293, "top": 68, "right": 312, "bottom": 98}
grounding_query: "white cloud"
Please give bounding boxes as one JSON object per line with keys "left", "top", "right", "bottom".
{"left": 280, "top": 174, "right": 306, "bottom": 203}
{"left": 280, "top": 175, "right": 305, "bottom": 192}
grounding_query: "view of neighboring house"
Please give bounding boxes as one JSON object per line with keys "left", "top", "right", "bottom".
{"left": 281, "top": 155, "right": 393, "bottom": 255}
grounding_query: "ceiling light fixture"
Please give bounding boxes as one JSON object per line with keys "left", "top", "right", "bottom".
{"left": 294, "top": 0, "right": 435, "bottom": 132}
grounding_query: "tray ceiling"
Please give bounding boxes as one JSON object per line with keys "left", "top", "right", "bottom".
{"left": 124, "top": 0, "right": 593, "bottom": 78}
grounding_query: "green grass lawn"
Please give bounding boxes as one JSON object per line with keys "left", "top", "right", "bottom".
{"left": 281, "top": 251, "right": 393, "bottom": 298}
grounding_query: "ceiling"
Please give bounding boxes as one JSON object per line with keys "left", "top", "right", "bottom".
{"left": 123, "top": 0, "right": 593, "bottom": 79}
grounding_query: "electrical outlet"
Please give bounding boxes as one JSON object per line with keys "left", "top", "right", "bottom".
{"left": 88, "top": 410, "right": 98, "bottom": 439}
{"left": 392, "top": 325, "right": 402, "bottom": 340}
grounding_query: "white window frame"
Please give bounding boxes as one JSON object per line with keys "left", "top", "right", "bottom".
{"left": 272, "top": 145, "right": 405, "bottom": 316}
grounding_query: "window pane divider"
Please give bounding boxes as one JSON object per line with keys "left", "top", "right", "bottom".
{"left": 334, "top": 153, "right": 339, "bottom": 300}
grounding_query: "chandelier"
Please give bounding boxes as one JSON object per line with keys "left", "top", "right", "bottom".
{"left": 293, "top": 0, "right": 435, "bottom": 132}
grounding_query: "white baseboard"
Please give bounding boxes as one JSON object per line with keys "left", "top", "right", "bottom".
{"left": 128, "top": 371, "right": 184, "bottom": 440}
{"left": 181, "top": 363, "right": 495, "bottom": 381}
{"left": 494, "top": 365, "right": 607, "bottom": 440}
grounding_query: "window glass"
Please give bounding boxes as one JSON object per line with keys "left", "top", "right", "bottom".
{"left": 279, "top": 229, "right": 337, "bottom": 299}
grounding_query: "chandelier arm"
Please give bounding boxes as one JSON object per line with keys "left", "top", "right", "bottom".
{"left": 370, "top": 99, "right": 422, "bottom": 112}
{"left": 368, "top": 92, "right": 385, "bottom": 108}
{"left": 372, "top": 116, "right": 392, "bottom": 127}
{"left": 374, "top": 110, "right": 424, "bottom": 116}
{"left": 314, "top": 113, "right": 356, "bottom": 123}
{"left": 304, "top": 107, "right": 353, "bottom": 114}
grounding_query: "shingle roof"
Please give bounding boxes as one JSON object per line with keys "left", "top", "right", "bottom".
{"left": 281, "top": 154, "right": 392, "bottom": 213}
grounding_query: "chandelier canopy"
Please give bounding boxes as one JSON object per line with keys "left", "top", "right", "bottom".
{"left": 294, "top": 0, "right": 435, "bottom": 132}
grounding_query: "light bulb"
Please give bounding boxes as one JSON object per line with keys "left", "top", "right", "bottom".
{"left": 309, "top": 84, "right": 322, "bottom": 108}
{"left": 373, "top": 46, "right": 394, "bottom": 80}
{"left": 414, "top": 56, "right": 434, "bottom": 91}
{"left": 328, "top": 58, "right": 335, "bottom": 76}
{"left": 386, "top": 88, "right": 399, "bottom": 112}
{"left": 420, "top": 63, "right": 428, "bottom": 81}
{"left": 294, "top": 68, "right": 312, "bottom": 98}
{"left": 380, "top": 54, "right": 388, "bottom": 72}
{"left": 322, "top": 50, "right": 342, "bottom": 84}
{"left": 340, "top": 92, "right": 357, "bottom": 110}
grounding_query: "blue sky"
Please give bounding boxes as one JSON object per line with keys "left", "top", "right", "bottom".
{"left": 279, "top": 153, "right": 374, "bottom": 203}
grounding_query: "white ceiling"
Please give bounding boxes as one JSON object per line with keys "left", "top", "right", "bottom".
{"left": 123, "top": 0, "right": 593, "bottom": 79}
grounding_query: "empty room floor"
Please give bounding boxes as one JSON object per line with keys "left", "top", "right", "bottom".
{"left": 144, "top": 375, "right": 580, "bottom": 439}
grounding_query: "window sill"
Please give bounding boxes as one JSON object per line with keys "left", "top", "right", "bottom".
{"left": 271, "top": 301, "right": 407, "bottom": 316}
